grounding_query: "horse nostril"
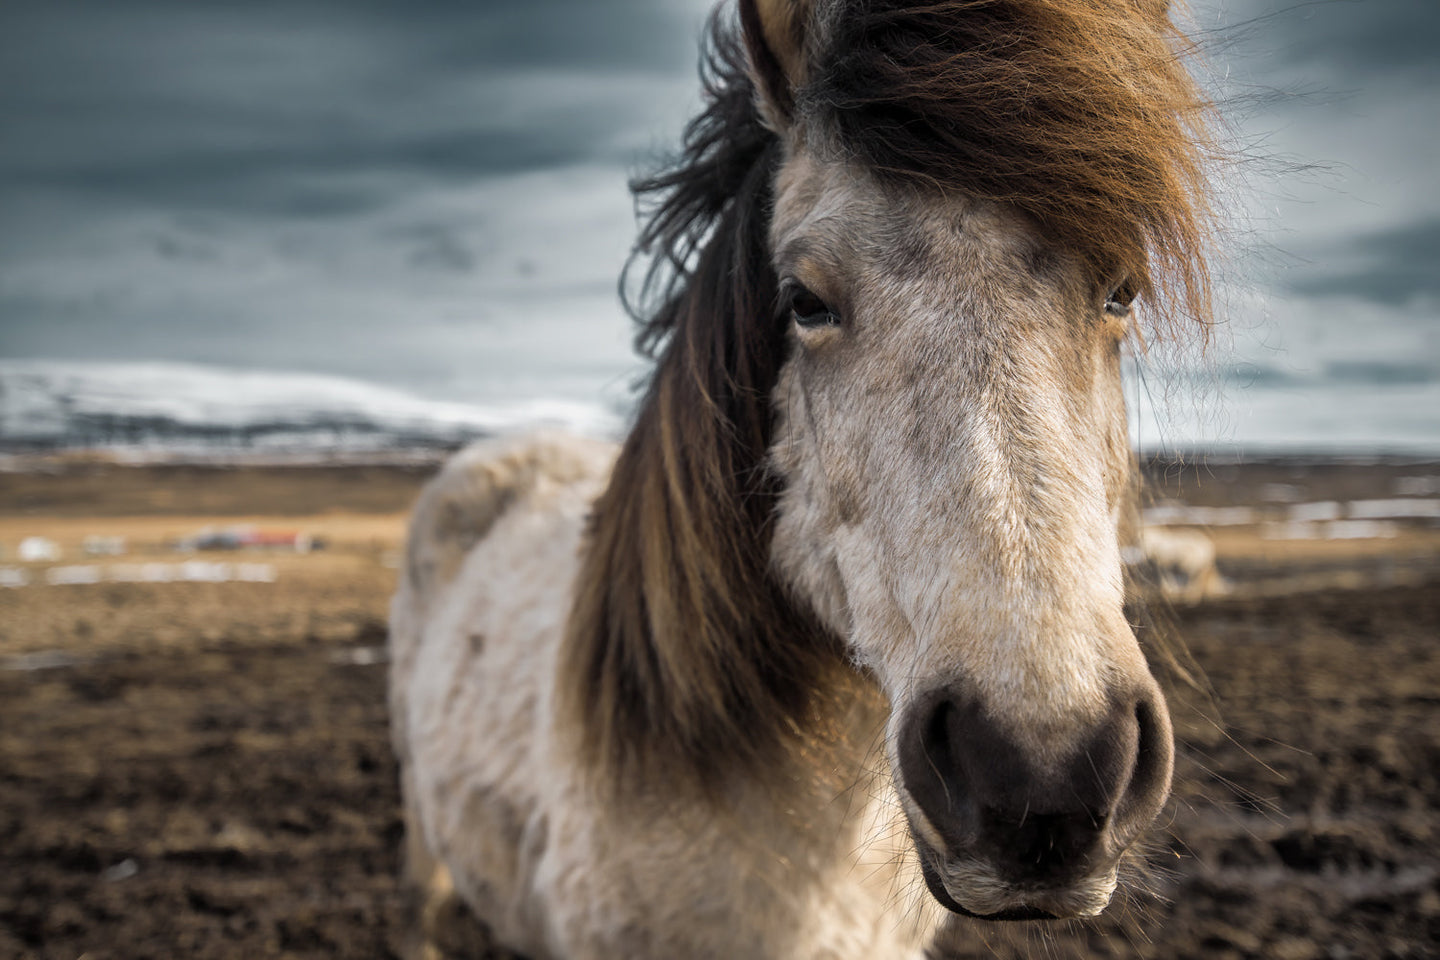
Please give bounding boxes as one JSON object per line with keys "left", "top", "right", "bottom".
{"left": 900, "top": 694, "right": 977, "bottom": 848}
{"left": 899, "top": 684, "right": 1174, "bottom": 888}
{"left": 919, "top": 699, "right": 962, "bottom": 809}
{"left": 1110, "top": 687, "right": 1175, "bottom": 843}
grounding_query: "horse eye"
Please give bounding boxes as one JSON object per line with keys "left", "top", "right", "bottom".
{"left": 1104, "top": 279, "right": 1137, "bottom": 318}
{"left": 788, "top": 287, "right": 840, "bottom": 328}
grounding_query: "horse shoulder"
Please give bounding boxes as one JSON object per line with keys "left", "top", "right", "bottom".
{"left": 388, "top": 431, "right": 616, "bottom": 955}
{"left": 396, "top": 432, "right": 615, "bottom": 614}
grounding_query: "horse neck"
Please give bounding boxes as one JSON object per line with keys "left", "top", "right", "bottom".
{"left": 600, "top": 662, "right": 895, "bottom": 862}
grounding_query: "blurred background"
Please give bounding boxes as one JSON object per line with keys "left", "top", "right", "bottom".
{"left": 0, "top": 0, "right": 1435, "bottom": 455}
{"left": 1, "top": 2, "right": 1436, "bottom": 959}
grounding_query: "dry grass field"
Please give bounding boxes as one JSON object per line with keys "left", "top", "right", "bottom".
{"left": 1, "top": 455, "right": 1438, "bottom": 959}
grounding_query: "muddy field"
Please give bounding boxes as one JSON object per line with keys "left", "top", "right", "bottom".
{"left": 2, "top": 458, "right": 1438, "bottom": 959}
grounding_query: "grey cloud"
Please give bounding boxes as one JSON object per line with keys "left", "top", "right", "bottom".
{"left": 375, "top": 0, "right": 711, "bottom": 72}
{"left": 0, "top": 0, "right": 715, "bottom": 378}
{"left": 400, "top": 225, "right": 478, "bottom": 274}
{"left": 0, "top": 0, "right": 710, "bottom": 211}
{"left": 1224, "top": 0, "right": 1440, "bottom": 81}
{"left": 1199, "top": 0, "right": 1440, "bottom": 320}
{"left": 1289, "top": 218, "right": 1440, "bottom": 305}
{"left": 3, "top": 0, "right": 1431, "bottom": 437}
{"left": 6, "top": 123, "right": 643, "bottom": 217}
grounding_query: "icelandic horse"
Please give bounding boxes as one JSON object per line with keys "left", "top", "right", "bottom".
{"left": 390, "top": 0, "right": 1214, "bottom": 956}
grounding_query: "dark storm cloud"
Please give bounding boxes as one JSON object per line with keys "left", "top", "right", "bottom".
{"left": 6, "top": 126, "right": 637, "bottom": 218}
{"left": 0, "top": 0, "right": 717, "bottom": 391}
{"left": 1233, "top": 0, "right": 1440, "bottom": 80}
{"left": 1205, "top": 0, "right": 1440, "bottom": 322}
{"left": 1289, "top": 218, "right": 1440, "bottom": 305}
{"left": 369, "top": 0, "right": 708, "bottom": 72}
{"left": 0, "top": 0, "right": 709, "bottom": 214}
{"left": 1, "top": 0, "right": 1432, "bottom": 445}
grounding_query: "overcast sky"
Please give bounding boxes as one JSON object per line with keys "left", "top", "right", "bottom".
{"left": 0, "top": 0, "right": 1436, "bottom": 445}
{"left": 0, "top": 0, "right": 715, "bottom": 410}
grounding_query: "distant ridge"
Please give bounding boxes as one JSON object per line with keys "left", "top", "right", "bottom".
{"left": 0, "top": 360, "right": 620, "bottom": 458}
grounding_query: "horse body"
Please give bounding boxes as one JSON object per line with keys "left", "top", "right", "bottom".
{"left": 391, "top": 434, "right": 934, "bottom": 958}
{"left": 392, "top": 0, "right": 1215, "bottom": 955}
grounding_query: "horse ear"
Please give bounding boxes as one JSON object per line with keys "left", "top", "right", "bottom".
{"left": 739, "top": 0, "right": 810, "bottom": 127}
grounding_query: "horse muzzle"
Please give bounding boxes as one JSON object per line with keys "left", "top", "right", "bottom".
{"left": 895, "top": 681, "right": 1174, "bottom": 920}
{"left": 914, "top": 840, "right": 1118, "bottom": 920}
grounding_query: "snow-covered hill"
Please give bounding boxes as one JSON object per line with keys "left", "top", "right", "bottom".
{"left": 0, "top": 360, "right": 620, "bottom": 458}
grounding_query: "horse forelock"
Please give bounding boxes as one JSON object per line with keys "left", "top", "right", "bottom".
{"left": 800, "top": 0, "right": 1216, "bottom": 335}
{"left": 559, "top": 15, "right": 850, "bottom": 793}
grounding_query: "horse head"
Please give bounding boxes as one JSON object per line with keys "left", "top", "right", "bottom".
{"left": 750, "top": 0, "right": 1211, "bottom": 920}
{"left": 564, "top": 0, "right": 1214, "bottom": 926}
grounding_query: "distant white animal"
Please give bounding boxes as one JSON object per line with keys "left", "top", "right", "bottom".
{"left": 18, "top": 536, "right": 61, "bottom": 563}
{"left": 83, "top": 535, "right": 127, "bottom": 557}
{"left": 1127, "top": 525, "right": 1227, "bottom": 603}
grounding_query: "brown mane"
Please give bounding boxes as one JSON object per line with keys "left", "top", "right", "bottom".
{"left": 559, "top": 18, "right": 843, "bottom": 788}
{"left": 560, "top": 0, "right": 1216, "bottom": 788}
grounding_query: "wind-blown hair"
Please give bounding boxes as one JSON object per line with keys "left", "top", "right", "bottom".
{"left": 560, "top": 0, "right": 1217, "bottom": 789}
{"left": 805, "top": 0, "right": 1215, "bottom": 330}
{"left": 560, "top": 19, "right": 840, "bottom": 788}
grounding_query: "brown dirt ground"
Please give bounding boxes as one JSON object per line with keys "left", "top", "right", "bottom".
{"left": 1, "top": 458, "right": 1438, "bottom": 959}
